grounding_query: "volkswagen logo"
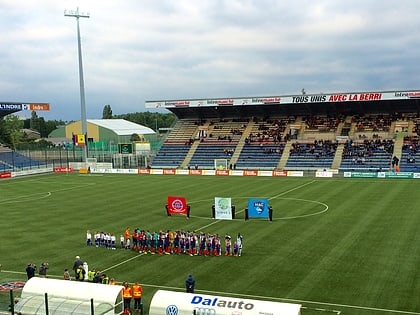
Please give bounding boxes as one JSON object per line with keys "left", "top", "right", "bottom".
{"left": 193, "top": 307, "right": 216, "bottom": 315}
{"left": 166, "top": 304, "right": 178, "bottom": 315}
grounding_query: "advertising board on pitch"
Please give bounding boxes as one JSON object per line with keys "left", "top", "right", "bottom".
{"left": 149, "top": 290, "right": 302, "bottom": 315}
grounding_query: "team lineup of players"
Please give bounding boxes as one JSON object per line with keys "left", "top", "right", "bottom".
{"left": 86, "top": 229, "right": 243, "bottom": 256}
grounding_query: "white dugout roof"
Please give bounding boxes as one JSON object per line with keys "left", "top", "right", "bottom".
{"left": 14, "top": 277, "right": 124, "bottom": 315}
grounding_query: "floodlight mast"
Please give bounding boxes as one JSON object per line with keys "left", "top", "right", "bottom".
{"left": 64, "top": 7, "right": 90, "bottom": 163}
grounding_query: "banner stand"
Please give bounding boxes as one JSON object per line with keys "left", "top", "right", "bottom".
{"left": 166, "top": 203, "right": 190, "bottom": 217}
{"left": 166, "top": 196, "right": 189, "bottom": 217}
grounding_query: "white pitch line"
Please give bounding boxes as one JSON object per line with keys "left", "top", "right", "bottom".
{"left": 301, "top": 306, "right": 341, "bottom": 314}
{"left": 100, "top": 252, "right": 146, "bottom": 273}
{"left": 194, "top": 219, "right": 225, "bottom": 231}
{"left": 269, "top": 179, "right": 317, "bottom": 200}
{"left": 2, "top": 192, "right": 52, "bottom": 204}
{"left": 175, "top": 288, "right": 420, "bottom": 315}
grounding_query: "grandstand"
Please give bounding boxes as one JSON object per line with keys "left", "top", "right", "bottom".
{"left": 146, "top": 89, "right": 420, "bottom": 172}
{"left": 0, "top": 145, "right": 46, "bottom": 172}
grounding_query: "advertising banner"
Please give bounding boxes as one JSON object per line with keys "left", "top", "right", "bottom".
{"left": 167, "top": 196, "right": 188, "bottom": 215}
{"left": 118, "top": 143, "right": 133, "bottom": 154}
{"left": 384, "top": 172, "right": 413, "bottom": 179}
{"left": 145, "top": 89, "right": 420, "bottom": 109}
{"left": 247, "top": 198, "right": 269, "bottom": 218}
{"left": 54, "top": 167, "right": 73, "bottom": 173}
{"left": 149, "top": 290, "right": 301, "bottom": 315}
{"left": 0, "top": 172, "right": 12, "bottom": 179}
{"left": 344, "top": 172, "right": 378, "bottom": 178}
{"left": 214, "top": 197, "right": 232, "bottom": 220}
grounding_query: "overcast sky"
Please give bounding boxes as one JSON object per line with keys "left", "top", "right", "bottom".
{"left": 1, "top": 0, "right": 420, "bottom": 121}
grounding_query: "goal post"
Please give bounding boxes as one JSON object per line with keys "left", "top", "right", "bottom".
{"left": 214, "top": 159, "right": 228, "bottom": 170}
{"left": 86, "top": 158, "right": 97, "bottom": 169}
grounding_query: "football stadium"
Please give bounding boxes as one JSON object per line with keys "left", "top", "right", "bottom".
{"left": 0, "top": 89, "right": 419, "bottom": 315}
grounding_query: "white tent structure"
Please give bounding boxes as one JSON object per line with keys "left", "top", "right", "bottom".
{"left": 14, "top": 278, "right": 124, "bottom": 315}
{"left": 87, "top": 119, "right": 156, "bottom": 136}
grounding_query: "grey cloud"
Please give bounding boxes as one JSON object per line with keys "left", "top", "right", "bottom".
{"left": 1, "top": 0, "right": 420, "bottom": 120}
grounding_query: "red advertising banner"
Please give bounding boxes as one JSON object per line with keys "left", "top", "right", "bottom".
{"left": 215, "top": 170, "right": 229, "bottom": 176}
{"left": 244, "top": 170, "right": 258, "bottom": 176}
{"left": 163, "top": 169, "right": 176, "bottom": 175}
{"left": 138, "top": 169, "right": 151, "bottom": 174}
{"left": 273, "top": 170, "right": 287, "bottom": 176}
{"left": 0, "top": 172, "right": 12, "bottom": 179}
{"left": 54, "top": 167, "right": 74, "bottom": 173}
{"left": 167, "top": 196, "right": 188, "bottom": 215}
{"left": 189, "top": 169, "right": 202, "bottom": 175}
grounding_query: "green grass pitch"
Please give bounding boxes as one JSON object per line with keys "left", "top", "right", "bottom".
{"left": 0, "top": 173, "right": 419, "bottom": 315}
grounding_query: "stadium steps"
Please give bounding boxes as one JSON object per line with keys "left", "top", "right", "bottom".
{"left": 276, "top": 141, "right": 292, "bottom": 169}
{"left": 228, "top": 121, "right": 255, "bottom": 166}
{"left": 180, "top": 123, "right": 210, "bottom": 168}
{"left": 392, "top": 132, "right": 405, "bottom": 161}
{"left": 331, "top": 143, "right": 345, "bottom": 169}
{"left": 180, "top": 140, "right": 200, "bottom": 168}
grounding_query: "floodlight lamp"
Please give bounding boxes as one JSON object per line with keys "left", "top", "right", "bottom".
{"left": 64, "top": 8, "right": 90, "bottom": 18}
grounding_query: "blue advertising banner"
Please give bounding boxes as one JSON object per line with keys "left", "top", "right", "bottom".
{"left": 247, "top": 198, "right": 269, "bottom": 218}
{"left": 0, "top": 103, "right": 22, "bottom": 110}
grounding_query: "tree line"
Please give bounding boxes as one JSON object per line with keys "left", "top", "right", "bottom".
{"left": 0, "top": 104, "right": 176, "bottom": 149}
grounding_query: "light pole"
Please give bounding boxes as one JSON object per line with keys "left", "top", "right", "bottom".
{"left": 64, "top": 7, "right": 89, "bottom": 163}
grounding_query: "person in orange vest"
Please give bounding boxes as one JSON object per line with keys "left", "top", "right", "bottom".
{"left": 132, "top": 281, "right": 143, "bottom": 312}
{"left": 122, "top": 282, "right": 133, "bottom": 312}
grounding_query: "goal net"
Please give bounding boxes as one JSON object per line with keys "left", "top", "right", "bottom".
{"left": 214, "top": 159, "right": 228, "bottom": 170}
{"left": 86, "top": 158, "right": 97, "bottom": 169}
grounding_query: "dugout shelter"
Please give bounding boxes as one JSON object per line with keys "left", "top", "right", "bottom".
{"left": 14, "top": 277, "right": 124, "bottom": 315}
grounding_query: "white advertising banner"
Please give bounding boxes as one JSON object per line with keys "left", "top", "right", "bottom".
{"left": 149, "top": 290, "right": 302, "bottom": 315}
{"left": 214, "top": 197, "right": 232, "bottom": 220}
{"left": 146, "top": 90, "right": 420, "bottom": 109}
